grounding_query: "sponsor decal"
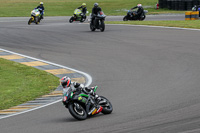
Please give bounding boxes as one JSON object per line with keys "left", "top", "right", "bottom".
{"left": 63, "top": 96, "right": 67, "bottom": 102}
{"left": 78, "top": 97, "right": 82, "bottom": 101}
{"left": 92, "top": 108, "right": 97, "bottom": 115}
{"left": 88, "top": 107, "right": 96, "bottom": 115}
{"left": 82, "top": 99, "right": 86, "bottom": 103}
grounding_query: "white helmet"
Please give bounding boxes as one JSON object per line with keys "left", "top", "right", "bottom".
{"left": 137, "top": 4, "right": 142, "bottom": 7}
{"left": 40, "top": 2, "right": 43, "bottom": 5}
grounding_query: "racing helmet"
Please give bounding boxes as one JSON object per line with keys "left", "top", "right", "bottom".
{"left": 82, "top": 3, "right": 86, "bottom": 7}
{"left": 94, "top": 3, "right": 99, "bottom": 7}
{"left": 40, "top": 2, "right": 43, "bottom": 5}
{"left": 60, "top": 76, "right": 71, "bottom": 88}
{"left": 137, "top": 4, "right": 142, "bottom": 7}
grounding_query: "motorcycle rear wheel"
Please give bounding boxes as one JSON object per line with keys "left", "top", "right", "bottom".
{"left": 99, "top": 96, "right": 113, "bottom": 114}
{"left": 68, "top": 102, "right": 87, "bottom": 120}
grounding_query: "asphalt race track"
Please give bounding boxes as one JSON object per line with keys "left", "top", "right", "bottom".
{"left": 1, "top": 16, "right": 200, "bottom": 133}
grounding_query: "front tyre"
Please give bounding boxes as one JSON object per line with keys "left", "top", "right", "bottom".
{"left": 100, "top": 20, "right": 105, "bottom": 32}
{"left": 99, "top": 96, "right": 113, "bottom": 114}
{"left": 69, "top": 17, "right": 74, "bottom": 23}
{"left": 68, "top": 102, "right": 87, "bottom": 120}
{"left": 90, "top": 22, "right": 96, "bottom": 31}
{"left": 28, "top": 18, "right": 32, "bottom": 25}
{"left": 140, "top": 14, "right": 146, "bottom": 21}
{"left": 123, "top": 16, "right": 128, "bottom": 21}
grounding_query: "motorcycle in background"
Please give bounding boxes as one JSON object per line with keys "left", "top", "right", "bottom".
{"left": 69, "top": 9, "right": 89, "bottom": 23}
{"left": 123, "top": 10, "right": 148, "bottom": 21}
{"left": 28, "top": 9, "right": 42, "bottom": 25}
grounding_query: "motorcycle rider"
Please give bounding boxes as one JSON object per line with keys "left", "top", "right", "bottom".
{"left": 77, "top": 3, "right": 87, "bottom": 21}
{"left": 36, "top": 2, "right": 45, "bottom": 19}
{"left": 131, "top": 4, "right": 144, "bottom": 19}
{"left": 60, "top": 76, "right": 103, "bottom": 113}
{"left": 91, "top": 3, "right": 102, "bottom": 27}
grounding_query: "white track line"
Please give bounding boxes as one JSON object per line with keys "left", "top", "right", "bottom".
{"left": 0, "top": 48, "right": 92, "bottom": 120}
{"left": 107, "top": 24, "right": 200, "bottom": 31}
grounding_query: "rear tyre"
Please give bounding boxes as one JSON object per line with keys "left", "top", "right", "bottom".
{"left": 69, "top": 17, "right": 74, "bottom": 23}
{"left": 68, "top": 102, "right": 87, "bottom": 120}
{"left": 99, "top": 96, "right": 113, "bottom": 114}
{"left": 123, "top": 16, "right": 128, "bottom": 21}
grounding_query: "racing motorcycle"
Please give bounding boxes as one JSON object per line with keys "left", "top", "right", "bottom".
{"left": 89, "top": 11, "right": 106, "bottom": 32}
{"left": 123, "top": 10, "right": 148, "bottom": 21}
{"left": 28, "top": 9, "right": 42, "bottom": 25}
{"left": 69, "top": 9, "right": 88, "bottom": 23}
{"left": 62, "top": 86, "right": 113, "bottom": 120}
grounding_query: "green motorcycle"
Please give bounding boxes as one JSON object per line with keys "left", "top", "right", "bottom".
{"left": 62, "top": 86, "right": 113, "bottom": 120}
{"left": 69, "top": 9, "right": 87, "bottom": 23}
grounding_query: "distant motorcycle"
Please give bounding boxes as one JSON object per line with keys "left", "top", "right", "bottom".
{"left": 89, "top": 11, "right": 106, "bottom": 32}
{"left": 123, "top": 10, "right": 148, "bottom": 21}
{"left": 62, "top": 86, "right": 113, "bottom": 120}
{"left": 69, "top": 9, "right": 88, "bottom": 23}
{"left": 28, "top": 9, "right": 42, "bottom": 25}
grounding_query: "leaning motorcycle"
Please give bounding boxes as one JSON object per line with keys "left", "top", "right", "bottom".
{"left": 28, "top": 9, "right": 41, "bottom": 25}
{"left": 123, "top": 10, "right": 148, "bottom": 21}
{"left": 89, "top": 11, "right": 106, "bottom": 32}
{"left": 62, "top": 86, "right": 113, "bottom": 120}
{"left": 69, "top": 9, "right": 88, "bottom": 23}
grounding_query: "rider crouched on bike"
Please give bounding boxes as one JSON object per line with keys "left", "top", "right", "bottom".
{"left": 60, "top": 76, "right": 102, "bottom": 112}
{"left": 77, "top": 3, "right": 87, "bottom": 20}
{"left": 91, "top": 3, "right": 102, "bottom": 27}
{"left": 131, "top": 4, "right": 144, "bottom": 19}
{"left": 36, "top": 2, "right": 45, "bottom": 19}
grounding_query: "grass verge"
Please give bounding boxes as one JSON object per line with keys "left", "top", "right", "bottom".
{"left": 106, "top": 20, "right": 200, "bottom": 29}
{"left": 0, "top": 58, "right": 59, "bottom": 110}
{"left": 0, "top": 0, "right": 185, "bottom": 17}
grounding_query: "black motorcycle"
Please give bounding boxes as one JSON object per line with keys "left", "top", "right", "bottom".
{"left": 123, "top": 10, "right": 147, "bottom": 21}
{"left": 62, "top": 86, "right": 113, "bottom": 120}
{"left": 89, "top": 11, "right": 106, "bottom": 32}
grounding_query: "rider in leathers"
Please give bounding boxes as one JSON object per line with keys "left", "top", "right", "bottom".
{"left": 36, "top": 2, "right": 45, "bottom": 19}
{"left": 77, "top": 3, "right": 87, "bottom": 20}
{"left": 60, "top": 76, "right": 102, "bottom": 114}
{"left": 131, "top": 4, "right": 144, "bottom": 19}
{"left": 91, "top": 3, "right": 102, "bottom": 27}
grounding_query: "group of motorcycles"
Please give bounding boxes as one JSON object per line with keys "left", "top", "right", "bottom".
{"left": 28, "top": 8, "right": 147, "bottom": 32}
{"left": 69, "top": 9, "right": 106, "bottom": 32}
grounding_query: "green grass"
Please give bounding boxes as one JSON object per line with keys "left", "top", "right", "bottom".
{"left": 0, "top": 0, "right": 185, "bottom": 17}
{"left": 0, "top": 58, "right": 59, "bottom": 110}
{"left": 106, "top": 20, "right": 200, "bottom": 29}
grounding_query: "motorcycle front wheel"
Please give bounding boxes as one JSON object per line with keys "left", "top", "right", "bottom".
{"left": 68, "top": 102, "right": 87, "bottom": 120}
{"left": 99, "top": 96, "right": 113, "bottom": 114}
{"left": 100, "top": 20, "right": 105, "bottom": 32}
{"left": 69, "top": 17, "right": 74, "bottom": 23}
{"left": 140, "top": 15, "right": 146, "bottom": 21}
{"left": 28, "top": 18, "right": 32, "bottom": 25}
{"left": 90, "top": 22, "right": 96, "bottom": 31}
{"left": 123, "top": 16, "right": 128, "bottom": 21}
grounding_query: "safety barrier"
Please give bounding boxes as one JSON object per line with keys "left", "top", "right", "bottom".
{"left": 191, "top": 11, "right": 199, "bottom": 20}
{"left": 185, "top": 11, "right": 199, "bottom": 20}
